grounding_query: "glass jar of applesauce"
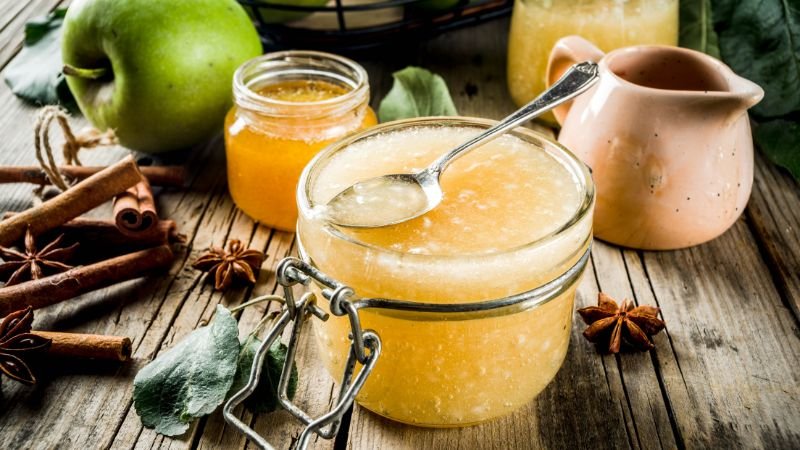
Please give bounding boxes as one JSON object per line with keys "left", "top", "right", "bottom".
{"left": 507, "top": 0, "right": 678, "bottom": 112}
{"left": 296, "top": 117, "right": 595, "bottom": 426}
{"left": 225, "top": 51, "right": 377, "bottom": 231}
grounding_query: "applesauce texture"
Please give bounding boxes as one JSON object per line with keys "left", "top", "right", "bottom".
{"left": 299, "top": 123, "right": 593, "bottom": 426}
{"left": 312, "top": 127, "right": 582, "bottom": 255}
{"left": 258, "top": 80, "right": 350, "bottom": 102}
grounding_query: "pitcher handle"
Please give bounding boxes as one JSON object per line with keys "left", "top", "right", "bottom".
{"left": 546, "top": 36, "right": 605, "bottom": 125}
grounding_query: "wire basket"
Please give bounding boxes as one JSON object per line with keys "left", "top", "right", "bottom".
{"left": 238, "top": 0, "right": 512, "bottom": 52}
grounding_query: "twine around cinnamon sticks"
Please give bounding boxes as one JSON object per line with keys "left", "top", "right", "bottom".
{"left": 0, "top": 156, "right": 177, "bottom": 328}
{"left": 0, "top": 108, "right": 185, "bottom": 368}
{"left": 21, "top": 106, "right": 185, "bottom": 241}
{"left": 0, "top": 156, "right": 143, "bottom": 247}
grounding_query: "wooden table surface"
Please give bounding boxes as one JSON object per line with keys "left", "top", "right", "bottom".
{"left": 1, "top": 2, "right": 799, "bottom": 449}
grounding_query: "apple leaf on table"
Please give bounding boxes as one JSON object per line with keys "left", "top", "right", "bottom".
{"left": 133, "top": 305, "right": 240, "bottom": 436}
{"left": 378, "top": 66, "right": 458, "bottom": 122}
{"left": 229, "top": 335, "right": 298, "bottom": 414}
{"left": 4, "top": 8, "right": 75, "bottom": 108}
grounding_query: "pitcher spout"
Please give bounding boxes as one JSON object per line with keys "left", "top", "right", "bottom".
{"left": 703, "top": 70, "right": 764, "bottom": 125}
{"left": 728, "top": 73, "right": 764, "bottom": 110}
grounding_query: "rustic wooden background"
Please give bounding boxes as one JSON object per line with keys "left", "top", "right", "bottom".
{"left": 0, "top": 2, "right": 799, "bottom": 449}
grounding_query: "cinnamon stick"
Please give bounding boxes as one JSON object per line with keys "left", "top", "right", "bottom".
{"left": 113, "top": 178, "right": 158, "bottom": 237}
{"left": 1, "top": 214, "right": 184, "bottom": 260}
{"left": 0, "top": 156, "right": 142, "bottom": 247}
{"left": 0, "top": 165, "right": 185, "bottom": 187}
{"left": 32, "top": 331, "right": 131, "bottom": 361}
{"left": 3, "top": 214, "right": 183, "bottom": 245}
{"left": 0, "top": 244, "right": 174, "bottom": 317}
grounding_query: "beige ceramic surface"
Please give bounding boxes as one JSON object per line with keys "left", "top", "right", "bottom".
{"left": 547, "top": 36, "right": 764, "bottom": 250}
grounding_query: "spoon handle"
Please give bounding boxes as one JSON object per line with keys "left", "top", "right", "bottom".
{"left": 426, "top": 61, "right": 599, "bottom": 177}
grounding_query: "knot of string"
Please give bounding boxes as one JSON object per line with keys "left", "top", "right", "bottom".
{"left": 33, "top": 106, "right": 117, "bottom": 192}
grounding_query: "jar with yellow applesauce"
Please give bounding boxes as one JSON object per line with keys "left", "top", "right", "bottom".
{"left": 225, "top": 51, "right": 377, "bottom": 231}
{"left": 507, "top": 0, "right": 678, "bottom": 112}
{"left": 294, "top": 117, "right": 595, "bottom": 426}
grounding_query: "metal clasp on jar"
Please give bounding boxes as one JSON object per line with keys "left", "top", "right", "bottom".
{"left": 224, "top": 244, "right": 591, "bottom": 449}
{"left": 223, "top": 257, "right": 381, "bottom": 450}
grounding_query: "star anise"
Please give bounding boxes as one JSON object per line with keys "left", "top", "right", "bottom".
{"left": 577, "top": 293, "right": 666, "bottom": 354}
{"left": 0, "top": 228, "right": 79, "bottom": 286}
{"left": 0, "top": 307, "right": 52, "bottom": 384}
{"left": 191, "top": 239, "right": 265, "bottom": 290}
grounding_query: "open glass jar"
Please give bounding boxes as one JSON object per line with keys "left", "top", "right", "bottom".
{"left": 296, "top": 117, "right": 595, "bottom": 426}
{"left": 225, "top": 51, "right": 377, "bottom": 231}
{"left": 507, "top": 0, "right": 678, "bottom": 117}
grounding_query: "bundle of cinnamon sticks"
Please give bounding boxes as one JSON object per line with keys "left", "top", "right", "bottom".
{"left": 0, "top": 156, "right": 186, "bottom": 364}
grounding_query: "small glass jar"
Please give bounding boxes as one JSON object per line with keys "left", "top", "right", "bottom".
{"left": 507, "top": 0, "right": 678, "bottom": 112}
{"left": 225, "top": 51, "right": 377, "bottom": 231}
{"left": 296, "top": 117, "right": 595, "bottom": 426}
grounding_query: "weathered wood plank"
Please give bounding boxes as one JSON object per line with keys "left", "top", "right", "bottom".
{"left": 111, "top": 151, "right": 261, "bottom": 450}
{"left": 0, "top": 134, "right": 225, "bottom": 448}
{"left": 590, "top": 243, "right": 679, "bottom": 450}
{"left": 746, "top": 153, "right": 800, "bottom": 322}
{"left": 196, "top": 231, "right": 337, "bottom": 450}
{"left": 637, "top": 220, "right": 800, "bottom": 448}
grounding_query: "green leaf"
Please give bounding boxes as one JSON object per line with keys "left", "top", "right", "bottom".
{"left": 133, "top": 305, "right": 240, "bottom": 436}
{"left": 711, "top": 0, "right": 800, "bottom": 118}
{"left": 679, "top": 0, "right": 720, "bottom": 58}
{"left": 755, "top": 119, "right": 800, "bottom": 181}
{"left": 24, "top": 8, "right": 67, "bottom": 45}
{"left": 378, "top": 66, "right": 458, "bottom": 123}
{"left": 4, "top": 8, "right": 74, "bottom": 107}
{"left": 229, "top": 334, "right": 298, "bottom": 414}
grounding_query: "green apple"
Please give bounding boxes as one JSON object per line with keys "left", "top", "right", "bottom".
{"left": 245, "top": 0, "right": 329, "bottom": 25}
{"left": 62, "top": 0, "right": 262, "bottom": 153}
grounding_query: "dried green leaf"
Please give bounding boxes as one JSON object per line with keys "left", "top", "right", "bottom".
{"left": 378, "top": 66, "right": 458, "bottom": 123}
{"left": 133, "top": 305, "right": 240, "bottom": 436}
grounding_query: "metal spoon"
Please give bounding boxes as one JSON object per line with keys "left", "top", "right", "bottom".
{"left": 325, "top": 61, "right": 599, "bottom": 228}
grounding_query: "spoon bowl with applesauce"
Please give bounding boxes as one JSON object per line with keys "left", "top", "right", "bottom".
{"left": 324, "top": 61, "right": 599, "bottom": 228}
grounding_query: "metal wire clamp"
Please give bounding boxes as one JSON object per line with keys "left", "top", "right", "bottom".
{"left": 223, "top": 257, "right": 382, "bottom": 450}
{"left": 224, "top": 243, "right": 591, "bottom": 448}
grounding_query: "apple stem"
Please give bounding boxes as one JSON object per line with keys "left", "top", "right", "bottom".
{"left": 62, "top": 64, "right": 108, "bottom": 80}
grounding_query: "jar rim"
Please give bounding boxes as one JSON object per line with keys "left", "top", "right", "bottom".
{"left": 232, "top": 50, "right": 370, "bottom": 116}
{"left": 293, "top": 239, "right": 592, "bottom": 319}
{"left": 297, "top": 116, "right": 595, "bottom": 261}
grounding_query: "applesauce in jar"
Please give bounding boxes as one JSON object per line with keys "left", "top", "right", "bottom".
{"left": 225, "top": 51, "right": 376, "bottom": 231}
{"left": 507, "top": 0, "right": 678, "bottom": 114}
{"left": 297, "top": 118, "right": 594, "bottom": 426}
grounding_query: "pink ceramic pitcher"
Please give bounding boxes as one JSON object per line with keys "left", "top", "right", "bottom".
{"left": 547, "top": 36, "right": 764, "bottom": 250}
